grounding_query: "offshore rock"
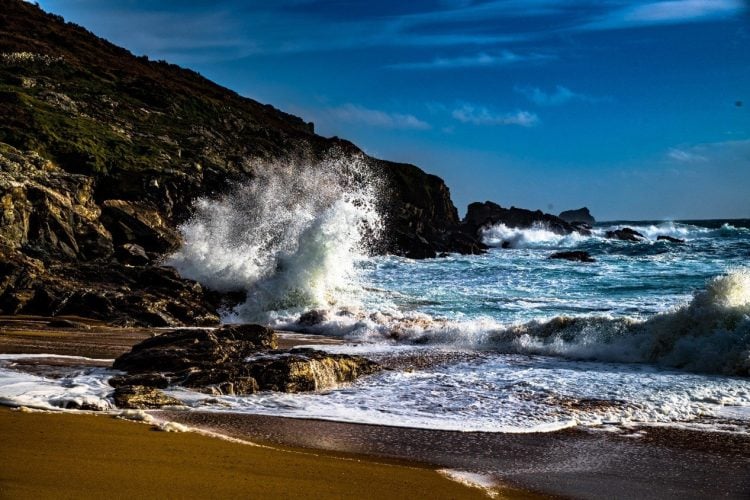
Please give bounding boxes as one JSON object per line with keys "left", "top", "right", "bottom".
{"left": 463, "top": 201, "right": 584, "bottom": 237}
{"left": 112, "top": 327, "right": 380, "bottom": 395}
{"left": 558, "top": 207, "right": 596, "bottom": 225}
{"left": 549, "top": 251, "right": 596, "bottom": 263}
{"left": 606, "top": 227, "right": 647, "bottom": 242}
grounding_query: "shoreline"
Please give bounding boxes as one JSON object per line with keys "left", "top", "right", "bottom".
{"left": 2, "top": 317, "right": 749, "bottom": 499}
{"left": 157, "top": 410, "right": 750, "bottom": 500}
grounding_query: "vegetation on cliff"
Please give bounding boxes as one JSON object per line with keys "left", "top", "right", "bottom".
{"left": 0, "top": 0, "right": 483, "bottom": 324}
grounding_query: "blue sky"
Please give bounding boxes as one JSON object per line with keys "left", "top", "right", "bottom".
{"left": 37, "top": 0, "right": 750, "bottom": 220}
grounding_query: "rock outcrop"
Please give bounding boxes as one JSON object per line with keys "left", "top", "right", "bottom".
{"left": 111, "top": 324, "right": 380, "bottom": 398}
{"left": 605, "top": 227, "right": 647, "bottom": 242}
{"left": 463, "top": 201, "right": 587, "bottom": 239}
{"left": 112, "top": 385, "right": 183, "bottom": 409}
{"left": 558, "top": 207, "right": 596, "bottom": 226}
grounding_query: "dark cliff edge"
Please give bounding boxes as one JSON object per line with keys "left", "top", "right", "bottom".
{"left": 0, "top": 0, "right": 482, "bottom": 325}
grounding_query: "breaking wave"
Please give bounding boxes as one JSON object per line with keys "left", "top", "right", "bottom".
{"left": 480, "top": 220, "right": 749, "bottom": 248}
{"left": 286, "top": 269, "right": 750, "bottom": 376}
{"left": 167, "top": 154, "right": 383, "bottom": 320}
{"left": 481, "top": 222, "right": 587, "bottom": 248}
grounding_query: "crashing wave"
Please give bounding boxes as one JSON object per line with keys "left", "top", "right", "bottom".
{"left": 481, "top": 222, "right": 588, "bottom": 248}
{"left": 167, "top": 153, "right": 383, "bottom": 320}
{"left": 286, "top": 269, "right": 750, "bottom": 376}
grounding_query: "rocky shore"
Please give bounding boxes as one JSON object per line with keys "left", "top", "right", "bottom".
{"left": 0, "top": 0, "right": 488, "bottom": 326}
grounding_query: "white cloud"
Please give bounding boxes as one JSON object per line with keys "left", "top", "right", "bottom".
{"left": 667, "top": 148, "right": 706, "bottom": 162}
{"left": 389, "top": 50, "right": 552, "bottom": 70}
{"left": 586, "top": 0, "right": 746, "bottom": 30}
{"left": 452, "top": 104, "right": 539, "bottom": 127}
{"left": 666, "top": 139, "right": 750, "bottom": 164}
{"left": 514, "top": 85, "right": 609, "bottom": 106}
{"left": 327, "top": 103, "right": 430, "bottom": 130}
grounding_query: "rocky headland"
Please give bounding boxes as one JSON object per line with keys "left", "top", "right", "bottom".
{"left": 0, "top": 0, "right": 485, "bottom": 325}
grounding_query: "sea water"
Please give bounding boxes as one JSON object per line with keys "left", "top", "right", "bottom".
{"left": 1, "top": 157, "right": 748, "bottom": 434}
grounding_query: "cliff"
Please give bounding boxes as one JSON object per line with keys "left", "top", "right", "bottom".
{"left": 0, "top": 0, "right": 482, "bottom": 324}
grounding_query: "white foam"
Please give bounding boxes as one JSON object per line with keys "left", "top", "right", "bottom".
{"left": 482, "top": 222, "right": 587, "bottom": 248}
{"left": 438, "top": 469, "right": 499, "bottom": 498}
{"left": 0, "top": 355, "right": 117, "bottom": 411}
{"left": 167, "top": 154, "right": 382, "bottom": 321}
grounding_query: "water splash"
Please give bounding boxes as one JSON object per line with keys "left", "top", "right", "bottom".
{"left": 167, "top": 153, "right": 383, "bottom": 320}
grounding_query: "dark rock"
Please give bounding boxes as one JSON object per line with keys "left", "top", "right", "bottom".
{"left": 112, "top": 327, "right": 379, "bottom": 395}
{"left": 394, "top": 231, "right": 437, "bottom": 259}
{"left": 463, "top": 201, "right": 581, "bottom": 240}
{"left": 549, "top": 251, "right": 596, "bottom": 263}
{"left": 657, "top": 235, "right": 685, "bottom": 243}
{"left": 113, "top": 325, "right": 277, "bottom": 373}
{"left": 298, "top": 309, "right": 329, "bottom": 326}
{"left": 605, "top": 227, "right": 647, "bottom": 242}
{"left": 112, "top": 385, "right": 183, "bottom": 409}
{"left": 101, "top": 200, "right": 181, "bottom": 254}
{"left": 559, "top": 207, "right": 596, "bottom": 225}
{"left": 109, "top": 372, "right": 170, "bottom": 389}
{"left": 116, "top": 243, "right": 149, "bottom": 265}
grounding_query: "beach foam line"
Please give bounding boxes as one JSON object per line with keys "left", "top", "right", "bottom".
{"left": 438, "top": 469, "right": 500, "bottom": 498}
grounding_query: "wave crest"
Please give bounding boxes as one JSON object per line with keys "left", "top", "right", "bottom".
{"left": 287, "top": 270, "right": 750, "bottom": 375}
{"left": 167, "top": 153, "right": 383, "bottom": 319}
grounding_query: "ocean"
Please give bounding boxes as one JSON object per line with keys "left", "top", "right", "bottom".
{"left": 176, "top": 217, "right": 750, "bottom": 435}
{"left": 1, "top": 159, "right": 748, "bottom": 438}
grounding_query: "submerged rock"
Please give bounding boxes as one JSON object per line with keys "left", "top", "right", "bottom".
{"left": 549, "top": 251, "right": 596, "bottom": 263}
{"left": 657, "top": 235, "right": 685, "bottom": 244}
{"left": 112, "top": 325, "right": 380, "bottom": 395}
{"left": 605, "top": 227, "right": 647, "bottom": 242}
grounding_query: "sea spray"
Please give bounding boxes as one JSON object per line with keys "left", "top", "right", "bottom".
{"left": 167, "top": 153, "right": 383, "bottom": 321}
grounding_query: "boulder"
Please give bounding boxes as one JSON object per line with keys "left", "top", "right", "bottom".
{"left": 113, "top": 324, "right": 278, "bottom": 373}
{"left": 112, "top": 327, "right": 380, "bottom": 395}
{"left": 605, "top": 227, "right": 647, "bottom": 242}
{"left": 558, "top": 207, "right": 596, "bottom": 225}
{"left": 549, "top": 251, "right": 596, "bottom": 263}
{"left": 112, "top": 385, "right": 183, "bottom": 409}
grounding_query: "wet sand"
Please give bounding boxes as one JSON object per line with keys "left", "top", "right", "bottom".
{"left": 159, "top": 411, "right": 750, "bottom": 500}
{"left": 0, "top": 407, "right": 497, "bottom": 499}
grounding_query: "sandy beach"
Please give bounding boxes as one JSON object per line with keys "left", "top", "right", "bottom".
{"left": 0, "top": 407, "right": 502, "bottom": 499}
{"left": 2, "top": 317, "right": 749, "bottom": 499}
{"left": 0, "top": 317, "right": 537, "bottom": 499}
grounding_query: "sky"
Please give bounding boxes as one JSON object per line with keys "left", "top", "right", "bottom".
{"left": 35, "top": 0, "right": 750, "bottom": 220}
